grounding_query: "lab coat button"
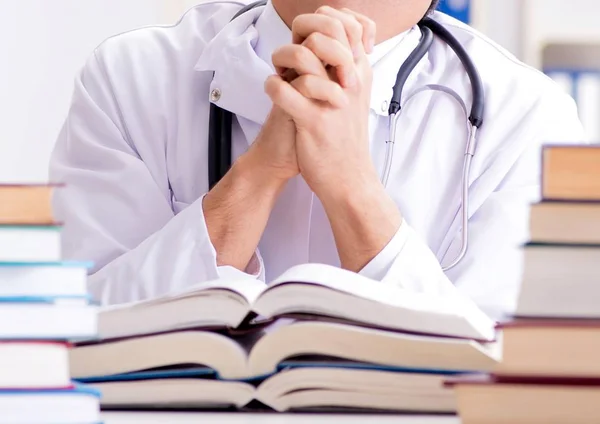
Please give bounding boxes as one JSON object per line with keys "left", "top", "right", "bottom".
{"left": 210, "top": 88, "right": 222, "bottom": 102}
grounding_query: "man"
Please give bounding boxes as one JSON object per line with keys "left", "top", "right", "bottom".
{"left": 50, "top": 0, "right": 584, "bottom": 319}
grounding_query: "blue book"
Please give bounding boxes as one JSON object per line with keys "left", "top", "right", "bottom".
{"left": 0, "top": 383, "right": 101, "bottom": 424}
{"left": 0, "top": 261, "right": 93, "bottom": 299}
{"left": 437, "top": 0, "right": 471, "bottom": 24}
{"left": 77, "top": 362, "right": 469, "bottom": 385}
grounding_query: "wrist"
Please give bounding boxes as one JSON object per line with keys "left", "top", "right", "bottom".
{"left": 320, "top": 174, "right": 402, "bottom": 234}
{"left": 235, "top": 149, "right": 291, "bottom": 196}
{"left": 320, "top": 177, "right": 403, "bottom": 272}
{"left": 316, "top": 163, "right": 381, "bottom": 207}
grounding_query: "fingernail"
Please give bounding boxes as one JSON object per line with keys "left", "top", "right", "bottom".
{"left": 369, "top": 37, "right": 376, "bottom": 53}
{"left": 352, "top": 46, "right": 361, "bottom": 59}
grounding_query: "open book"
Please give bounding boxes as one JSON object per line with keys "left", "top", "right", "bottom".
{"left": 71, "top": 319, "right": 499, "bottom": 380}
{"left": 82, "top": 366, "right": 461, "bottom": 413}
{"left": 71, "top": 264, "right": 497, "bottom": 412}
{"left": 72, "top": 321, "right": 498, "bottom": 412}
{"left": 96, "top": 264, "right": 495, "bottom": 342}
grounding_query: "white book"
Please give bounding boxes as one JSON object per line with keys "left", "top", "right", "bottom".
{"left": 0, "top": 299, "right": 97, "bottom": 339}
{"left": 0, "top": 262, "right": 89, "bottom": 297}
{"left": 91, "top": 367, "right": 457, "bottom": 413}
{"left": 98, "top": 263, "right": 495, "bottom": 342}
{"left": 0, "top": 226, "right": 61, "bottom": 262}
{"left": 517, "top": 244, "right": 600, "bottom": 318}
{"left": 0, "top": 385, "right": 100, "bottom": 424}
{"left": 0, "top": 342, "right": 70, "bottom": 388}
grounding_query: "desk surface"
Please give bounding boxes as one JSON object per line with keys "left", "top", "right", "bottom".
{"left": 102, "top": 412, "right": 460, "bottom": 423}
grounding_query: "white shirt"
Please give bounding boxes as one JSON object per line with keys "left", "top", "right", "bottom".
{"left": 50, "top": 0, "right": 585, "bottom": 319}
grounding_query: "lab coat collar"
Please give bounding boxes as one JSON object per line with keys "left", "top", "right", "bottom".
{"left": 194, "top": 3, "right": 274, "bottom": 126}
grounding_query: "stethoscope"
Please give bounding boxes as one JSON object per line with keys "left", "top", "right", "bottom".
{"left": 208, "top": 1, "right": 485, "bottom": 271}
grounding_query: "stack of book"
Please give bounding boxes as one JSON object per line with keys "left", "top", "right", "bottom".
{"left": 71, "top": 263, "right": 499, "bottom": 413}
{"left": 450, "top": 144, "right": 600, "bottom": 424}
{"left": 0, "top": 184, "right": 100, "bottom": 424}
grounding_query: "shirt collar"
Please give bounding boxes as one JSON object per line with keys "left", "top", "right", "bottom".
{"left": 254, "top": 0, "right": 292, "bottom": 69}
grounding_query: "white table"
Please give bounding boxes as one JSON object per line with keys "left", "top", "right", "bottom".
{"left": 102, "top": 412, "right": 460, "bottom": 423}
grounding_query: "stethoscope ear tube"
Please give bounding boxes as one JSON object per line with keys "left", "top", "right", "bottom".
{"left": 420, "top": 18, "right": 485, "bottom": 128}
{"left": 389, "top": 26, "right": 434, "bottom": 116}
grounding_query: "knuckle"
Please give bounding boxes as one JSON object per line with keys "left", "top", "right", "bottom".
{"left": 291, "top": 77, "right": 310, "bottom": 97}
{"left": 293, "top": 45, "right": 312, "bottom": 64}
{"left": 331, "top": 19, "right": 346, "bottom": 39}
{"left": 291, "top": 14, "right": 306, "bottom": 29}
{"left": 296, "top": 75, "right": 312, "bottom": 92}
{"left": 316, "top": 5, "right": 333, "bottom": 15}
{"left": 304, "top": 32, "right": 321, "bottom": 50}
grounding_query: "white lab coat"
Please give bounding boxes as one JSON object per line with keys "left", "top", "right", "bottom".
{"left": 50, "top": 0, "right": 585, "bottom": 319}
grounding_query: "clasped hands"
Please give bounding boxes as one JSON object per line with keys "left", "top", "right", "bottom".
{"left": 236, "top": 6, "right": 402, "bottom": 272}
{"left": 250, "top": 6, "right": 381, "bottom": 203}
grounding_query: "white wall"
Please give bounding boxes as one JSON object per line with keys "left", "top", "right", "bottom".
{"left": 471, "top": 0, "right": 523, "bottom": 59}
{"left": 0, "top": 0, "right": 175, "bottom": 182}
{"left": 522, "top": 0, "right": 600, "bottom": 68}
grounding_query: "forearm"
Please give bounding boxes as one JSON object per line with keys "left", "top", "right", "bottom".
{"left": 203, "top": 151, "right": 287, "bottom": 271}
{"left": 320, "top": 178, "right": 403, "bottom": 273}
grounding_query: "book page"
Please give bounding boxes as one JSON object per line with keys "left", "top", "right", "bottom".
{"left": 102, "top": 278, "right": 267, "bottom": 312}
{"left": 267, "top": 264, "right": 494, "bottom": 332}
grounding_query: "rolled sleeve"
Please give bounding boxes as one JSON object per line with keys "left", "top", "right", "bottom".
{"left": 359, "top": 221, "right": 458, "bottom": 297}
{"left": 358, "top": 221, "right": 411, "bottom": 281}
{"left": 217, "top": 250, "right": 265, "bottom": 280}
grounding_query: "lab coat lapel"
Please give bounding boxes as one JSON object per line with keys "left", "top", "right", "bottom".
{"left": 194, "top": 6, "right": 274, "bottom": 129}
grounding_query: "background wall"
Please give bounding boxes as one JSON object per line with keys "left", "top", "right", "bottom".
{"left": 0, "top": 0, "right": 173, "bottom": 182}
{"left": 1, "top": 0, "right": 599, "bottom": 183}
